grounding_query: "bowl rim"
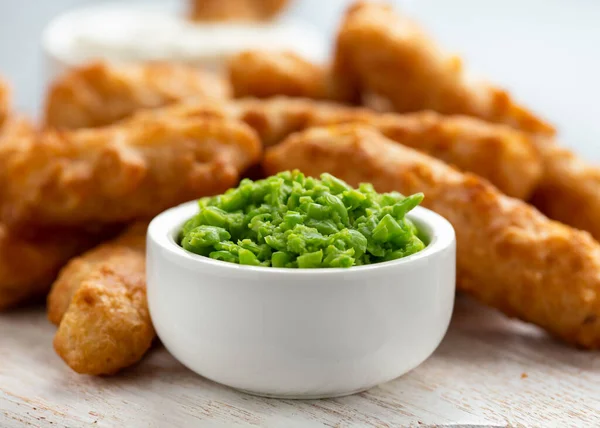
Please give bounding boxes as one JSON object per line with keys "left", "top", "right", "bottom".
{"left": 147, "top": 200, "right": 455, "bottom": 277}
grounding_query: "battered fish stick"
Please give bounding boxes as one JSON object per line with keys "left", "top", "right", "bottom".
{"left": 49, "top": 222, "right": 151, "bottom": 375}
{"left": 0, "top": 116, "right": 261, "bottom": 229}
{"left": 44, "top": 61, "right": 231, "bottom": 129}
{"left": 189, "top": 0, "right": 288, "bottom": 21}
{"left": 228, "top": 51, "right": 358, "bottom": 103}
{"left": 0, "top": 226, "right": 105, "bottom": 311}
{"left": 130, "top": 97, "right": 372, "bottom": 147}
{"left": 264, "top": 125, "right": 600, "bottom": 349}
{"left": 334, "top": 1, "right": 554, "bottom": 135}
{"left": 0, "top": 77, "right": 9, "bottom": 128}
{"left": 530, "top": 143, "right": 600, "bottom": 241}
{"left": 335, "top": 2, "right": 600, "bottom": 237}
{"left": 0, "top": 114, "right": 39, "bottom": 149}
{"left": 131, "top": 98, "right": 541, "bottom": 198}
{"left": 320, "top": 111, "right": 542, "bottom": 200}
{"left": 0, "top": 114, "right": 101, "bottom": 310}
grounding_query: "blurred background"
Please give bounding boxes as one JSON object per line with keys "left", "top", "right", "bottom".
{"left": 0, "top": 0, "right": 599, "bottom": 159}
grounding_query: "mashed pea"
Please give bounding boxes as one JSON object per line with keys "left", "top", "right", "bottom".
{"left": 179, "top": 171, "right": 425, "bottom": 268}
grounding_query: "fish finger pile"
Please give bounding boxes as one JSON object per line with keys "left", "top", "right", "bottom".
{"left": 0, "top": 61, "right": 261, "bottom": 374}
{"left": 3, "top": 0, "right": 600, "bottom": 377}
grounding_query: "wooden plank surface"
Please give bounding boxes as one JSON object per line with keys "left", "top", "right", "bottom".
{"left": 1, "top": 296, "right": 599, "bottom": 427}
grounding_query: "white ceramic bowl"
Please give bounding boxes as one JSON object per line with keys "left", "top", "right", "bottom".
{"left": 147, "top": 201, "right": 456, "bottom": 399}
{"left": 42, "top": 1, "right": 326, "bottom": 85}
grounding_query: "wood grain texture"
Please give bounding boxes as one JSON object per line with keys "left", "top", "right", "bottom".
{"left": 1, "top": 296, "right": 599, "bottom": 427}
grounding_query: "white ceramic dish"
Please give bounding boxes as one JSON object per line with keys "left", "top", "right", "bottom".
{"left": 147, "top": 200, "right": 456, "bottom": 399}
{"left": 41, "top": 1, "right": 325, "bottom": 84}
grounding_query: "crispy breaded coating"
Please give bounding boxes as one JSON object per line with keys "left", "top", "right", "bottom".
{"left": 49, "top": 222, "right": 151, "bottom": 375}
{"left": 530, "top": 141, "right": 600, "bottom": 241}
{"left": 333, "top": 1, "right": 600, "bottom": 238}
{"left": 0, "top": 93, "right": 97, "bottom": 310}
{"left": 189, "top": 0, "right": 288, "bottom": 21}
{"left": 0, "top": 226, "right": 104, "bottom": 311}
{"left": 46, "top": 224, "right": 139, "bottom": 325}
{"left": 44, "top": 61, "right": 231, "bottom": 129}
{"left": 317, "top": 111, "right": 542, "bottom": 200}
{"left": 0, "top": 116, "right": 261, "bottom": 230}
{"left": 228, "top": 51, "right": 359, "bottom": 103}
{"left": 131, "top": 98, "right": 541, "bottom": 198}
{"left": 0, "top": 114, "right": 97, "bottom": 310}
{"left": 0, "top": 77, "right": 9, "bottom": 128}
{"left": 130, "top": 97, "right": 371, "bottom": 147}
{"left": 264, "top": 124, "right": 600, "bottom": 349}
{"left": 0, "top": 82, "right": 115, "bottom": 311}
{"left": 334, "top": 1, "right": 554, "bottom": 135}
{"left": 0, "top": 115, "right": 36, "bottom": 147}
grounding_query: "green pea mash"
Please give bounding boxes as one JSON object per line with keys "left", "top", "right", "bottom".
{"left": 179, "top": 171, "right": 426, "bottom": 268}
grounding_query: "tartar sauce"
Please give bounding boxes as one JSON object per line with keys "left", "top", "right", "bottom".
{"left": 43, "top": 2, "right": 326, "bottom": 79}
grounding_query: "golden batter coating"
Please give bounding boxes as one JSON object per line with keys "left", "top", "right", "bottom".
{"left": 130, "top": 97, "right": 371, "bottom": 147}
{"left": 131, "top": 98, "right": 542, "bottom": 198}
{"left": 0, "top": 114, "right": 37, "bottom": 148}
{"left": 44, "top": 61, "right": 231, "bottom": 129}
{"left": 530, "top": 141, "right": 600, "bottom": 241}
{"left": 334, "top": 1, "right": 554, "bottom": 135}
{"left": 0, "top": 115, "right": 261, "bottom": 230}
{"left": 333, "top": 1, "right": 600, "bottom": 239}
{"left": 0, "top": 77, "right": 9, "bottom": 129}
{"left": 189, "top": 0, "right": 288, "bottom": 21}
{"left": 49, "top": 222, "right": 152, "bottom": 375}
{"left": 264, "top": 124, "right": 600, "bottom": 349}
{"left": 0, "top": 115, "right": 98, "bottom": 310}
{"left": 228, "top": 51, "right": 359, "bottom": 103}
{"left": 317, "top": 111, "right": 542, "bottom": 200}
{"left": 0, "top": 226, "right": 106, "bottom": 311}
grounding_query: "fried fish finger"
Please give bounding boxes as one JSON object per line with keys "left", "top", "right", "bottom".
{"left": 0, "top": 97, "right": 104, "bottom": 310}
{"left": 44, "top": 61, "right": 232, "bottom": 129}
{"left": 334, "top": 2, "right": 600, "bottom": 238}
{"left": 0, "top": 226, "right": 105, "bottom": 311}
{"left": 0, "top": 116, "right": 261, "bottom": 229}
{"left": 49, "top": 222, "right": 151, "bottom": 375}
{"left": 334, "top": 1, "right": 554, "bottom": 135}
{"left": 0, "top": 114, "right": 39, "bottom": 150}
{"left": 130, "top": 97, "right": 371, "bottom": 147}
{"left": 530, "top": 142, "right": 600, "bottom": 241}
{"left": 318, "top": 111, "right": 542, "bottom": 200}
{"left": 228, "top": 51, "right": 359, "bottom": 103}
{"left": 0, "top": 77, "right": 9, "bottom": 128}
{"left": 189, "top": 0, "right": 288, "bottom": 21}
{"left": 0, "top": 87, "right": 111, "bottom": 310}
{"left": 131, "top": 98, "right": 541, "bottom": 198}
{"left": 264, "top": 124, "right": 600, "bottom": 349}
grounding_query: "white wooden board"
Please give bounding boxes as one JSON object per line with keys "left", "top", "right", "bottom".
{"left": 1, "top": 296, "right": 599, "bottom": 427}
